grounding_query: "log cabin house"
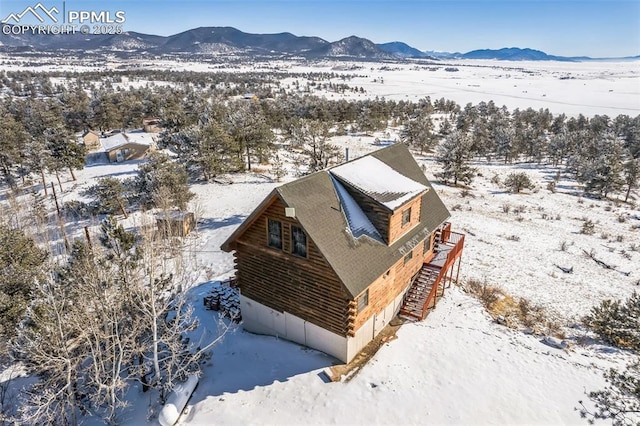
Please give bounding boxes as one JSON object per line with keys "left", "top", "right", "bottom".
{"left": 221, "top": 143, "right": 464, "bottom": 363}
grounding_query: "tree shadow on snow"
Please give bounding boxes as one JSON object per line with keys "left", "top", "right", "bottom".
{"left": 197, "top": 215, "right": 246, "bottom": 231}
{"left": 192, "top": 330, "right": 335, "bottom": 398}
{"left": 84, "top": 158, "right": 146, "bottom": 168}
{"left": 184, "top": 282, "right": 336, "bottom": 411}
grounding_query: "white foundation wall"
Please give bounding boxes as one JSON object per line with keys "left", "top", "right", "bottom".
{"left": 240, "top": 292, "right": 407, "bottom": 364}
{"left": 240, "top": 295, "right": 348, "bottom": 362}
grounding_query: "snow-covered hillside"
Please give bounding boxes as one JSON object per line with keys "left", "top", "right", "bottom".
{"left": 1, "top": 133, "right": 637, "bottom": 425}
{"left": 0, "top": 57, "right": 638, "bottom": 425}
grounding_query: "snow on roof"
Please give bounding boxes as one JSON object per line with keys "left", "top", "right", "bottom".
{"left": 330, "top": 155, "right": 427, "bottom": 210}
{"left": 125, "top": 130, "right": 156, "bottom": 146}
{"left": 330, "top": 176, "right": 382, "bottom": 242}
{"left": 99, "top": 130, "right": 156, "bottom": 152}
{"left": 100, "top": 133, "right": 129, "bottom": 151}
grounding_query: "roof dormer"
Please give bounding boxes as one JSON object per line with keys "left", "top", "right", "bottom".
{"left": 330, "top": 155, "right": 429, "bottom": 245}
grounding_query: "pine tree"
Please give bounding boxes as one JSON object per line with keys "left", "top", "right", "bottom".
{"left": 623, "top": 157, "right": 639, "bottom": 203}
{"left": 504, "top": 172, "right": 534, "bottom": 193}
{"left": 197, "top": 121, "right": 243, "bottom": 180}
{"left": 401, "top": 112, "right": 438, "bottom": 154}
{"left": 0, "top": 225, "right": 48, "bottom": 340}
{"left": 135, "top": 153, "right": 194, "bottom": 210}
{"left": 46, "top": 125, "right": 86, "bottom": 181}
{"left": 581, "top": 362, "right": 640, "bottom": 426}
{"left": 435, "top": 130, "right": 476, "bottom": 186}
{"left": 495, "top": 126, "right": 515, "bottom": 164}
{"left": 227, "top": 101, "right": 275, "bottom": 171}
{"left": 583, "top": 133, "right": 625, "bottom": 197}
{"left": 94, "top": 177, "right": 129, "bottom": 217}
{"left": 270, "top": 155, "right": 287, "bottom": 182}
{"left": 0, "top": 109, "right": 28, "bottom": 191}
{"left": 580, "top": 293, "right": 640, "bottom": 425}
{"left": 584, "top": 292, "right": 640, "bottom": 349}
{"left": 159, "top": 116, "right": 242, "bottom": 182}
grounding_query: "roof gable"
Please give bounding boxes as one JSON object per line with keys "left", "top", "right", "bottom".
{"left": 221, "top": 143, "right": 451, "bottom": 298}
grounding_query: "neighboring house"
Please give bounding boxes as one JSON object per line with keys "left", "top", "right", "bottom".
{"left": 221, "top": 143, "right": 464, "bottom": 363}
{"left": 143, "top": 117, "right": 162, "bottom": 133}
{"left": 81, "top": 130, "right": 101, "bottom": 150}
{"left": 100, "top": 130, "right": 157, "bottom": 163}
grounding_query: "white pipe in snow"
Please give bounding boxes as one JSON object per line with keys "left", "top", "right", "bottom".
{"left": 158, "top": 374, "right": 199, "bottom": 426}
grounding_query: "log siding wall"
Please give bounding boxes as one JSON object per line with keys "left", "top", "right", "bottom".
{"left": 352, "top": 231, "right": 435, "bottom": 331}
{"left": 234, "top": 197, "right": 351, "bottom": 336}
{"left": 388, "top": 195, "right": 423, "bottom": 244}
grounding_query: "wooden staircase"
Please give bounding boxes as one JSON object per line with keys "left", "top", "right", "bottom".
{"left": 398, "top": 227, "right": 465, "bottom": 321}
{"left": 399, "top": 264, "right": 441, "bottom": 321}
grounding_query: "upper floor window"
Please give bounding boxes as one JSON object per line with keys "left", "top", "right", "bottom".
{"left": 357, "top": 289, "right": 369, "bottom": 313}
{"left": 291, "top": 225, "right": 307, "bottom": 257}
{"left": 424, "top": 235, "right": 433, "bottom": 254}
{"left": 402, "top": 207, "right": 412, "bottom": 226}
{"left": 267, "top": 219, "right": 282, "bottom": 249}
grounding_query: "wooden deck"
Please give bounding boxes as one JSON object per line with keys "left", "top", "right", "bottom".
{"left": 399, "top": 229, "right": 465, "bottom": 321}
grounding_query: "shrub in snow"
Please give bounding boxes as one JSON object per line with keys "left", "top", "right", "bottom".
{"left": 581, "top": 219, "right": 595, "bottom": 235}
{"left": 465, "top": 279, "right": 555, "bottom": 335}
{"left": 583, "top": 292, "right": 640, "bottom": 350}
{"left": 504, "top": 172, "right": 534, "bottom": 193}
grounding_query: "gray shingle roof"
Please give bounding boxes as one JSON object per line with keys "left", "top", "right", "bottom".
{"left": 222, "top": 143, "right": 450, "bottom": 298}
{"left": 330, "top": 155, "right": 428, "bottom": 210}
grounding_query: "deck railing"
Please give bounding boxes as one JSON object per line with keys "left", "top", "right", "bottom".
{"left": 419, "top": 231, "right": 465, "bottom": 319}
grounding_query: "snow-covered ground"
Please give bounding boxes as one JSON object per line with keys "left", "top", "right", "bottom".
{"left": 181, "top": 285, "right": 627, "bottom": 426}
{"left": 177, "top": 135, "right": 637, "bottom": 425}
{"left": 3, "top": 132, "right": 637, "bottom": 425}
{"left": 1, "top": 57, "right": 639, "bottom": 425}
{"left": 1, "top": 56, "right": 639, "bottom": 117}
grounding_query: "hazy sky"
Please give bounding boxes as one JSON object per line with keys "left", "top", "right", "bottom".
{"left": 2, "top": 0, "right": 639, "bottom": 57}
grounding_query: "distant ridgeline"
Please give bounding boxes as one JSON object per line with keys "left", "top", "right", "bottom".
{"left": 2, "top": 24, "right": 636, "bottom": 60}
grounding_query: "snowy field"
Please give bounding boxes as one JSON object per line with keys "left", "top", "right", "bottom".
{"left": 282, "top": 59, "right": 640, "bottom": 117}
{"left": 1, "top": 56, "right": 639, "bottom": 117}
{"left": 1, "top": 57, "right": 639, "bottom": 425}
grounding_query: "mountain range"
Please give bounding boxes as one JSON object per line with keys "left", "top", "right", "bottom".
{"left": 0, "top": 25, "right": 636, "bottom": 61}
